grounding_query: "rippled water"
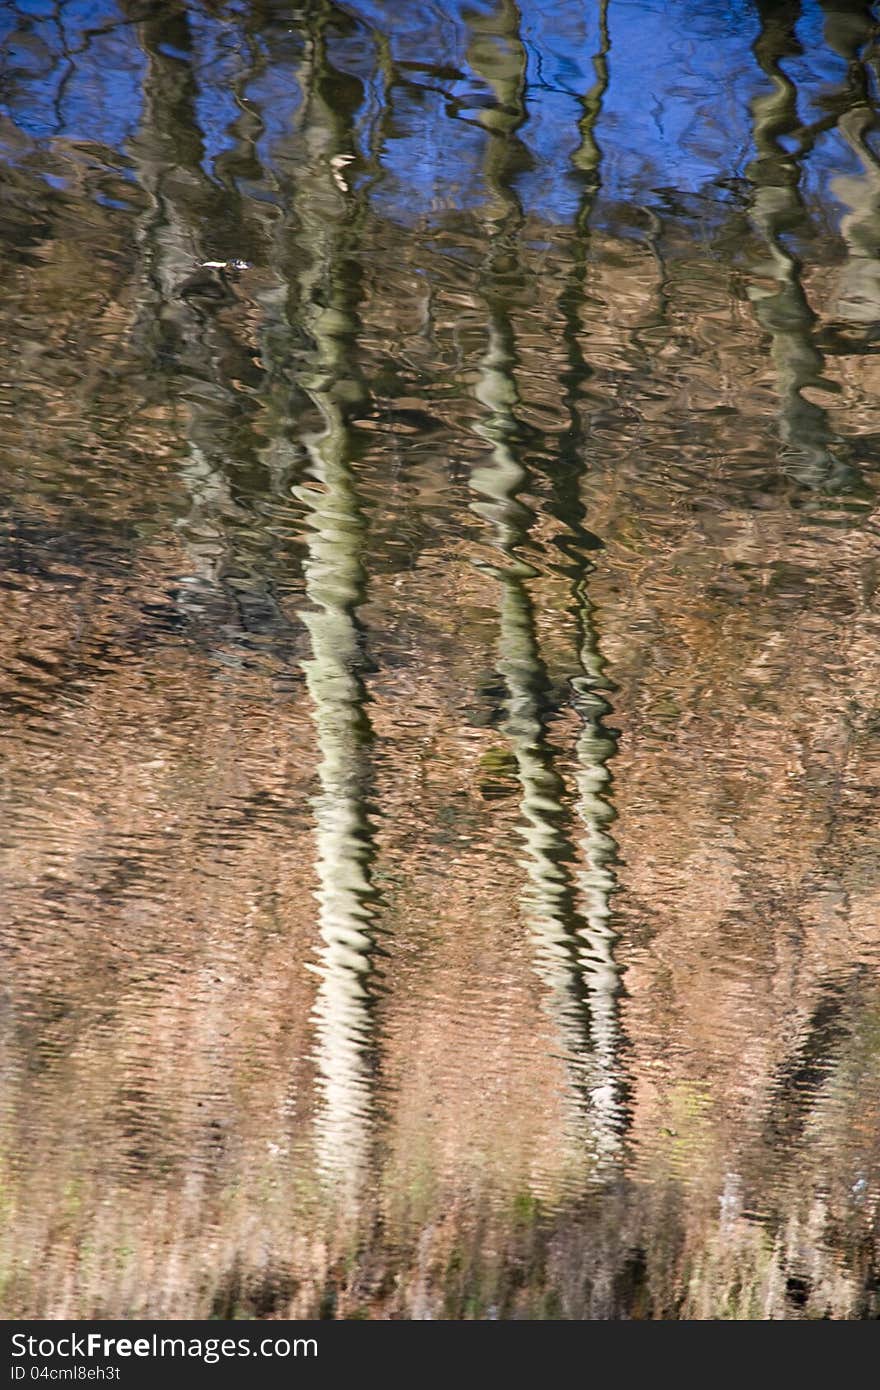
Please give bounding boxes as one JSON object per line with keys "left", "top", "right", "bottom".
{"left": 1, "top": 0, "right": 880, "bottom": 1320}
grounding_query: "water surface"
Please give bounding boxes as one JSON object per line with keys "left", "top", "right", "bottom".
{"left": 1, "top": 0, "right": 880, "bottom": 1318}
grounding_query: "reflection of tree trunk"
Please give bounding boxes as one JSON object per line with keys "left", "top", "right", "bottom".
{"left": 289, "top": 13, "right": 377, "bottom": 1210}
{"left": 561, "top": 0, "right": 628, "bottom": 1160}
{"left": 746, "top": 0, "right": 857, "bottom": 490}
{"left": 465, "top": 0, "right": 531, "bottom": 220}
{"left": 471, "top": 323, "right": 598, "bottom": 1139}
{"left": 467, "top": 2, "right": 623, "bottom": 1162}
{"left": 818, "top": 0, "right": 875, "bottom": 68}
{"left": 128, "top": 4, "right": 302, "bottom": 646}
{"left": 126, "top": 2, "right": 257, "bottom": 609}
{"left": 832, "top": 104, "right": 880, "bottom": 324}
{"left": 570, "top": 0, "right": 609, "bottom": 186}
{"left": 127, "top": 2, "right": 216, "bottom": 313}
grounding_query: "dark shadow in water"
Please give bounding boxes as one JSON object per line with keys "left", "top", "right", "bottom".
{"left": 763, "top": 977, "right": 850, "bottom": 1149}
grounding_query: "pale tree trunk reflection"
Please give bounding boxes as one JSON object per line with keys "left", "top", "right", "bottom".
{"left": 468, "top": 0, "right": 625, "bottom": 1170}
{"left": 291, "top": 8, "right": 377, "bottom": 1212}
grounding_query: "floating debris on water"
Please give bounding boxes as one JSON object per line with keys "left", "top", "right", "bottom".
{"left": 330, "top": 154, "right": 355, "bottom": 192}
{"left": 198, "top": 258, "right": 251, "bottom": 271}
